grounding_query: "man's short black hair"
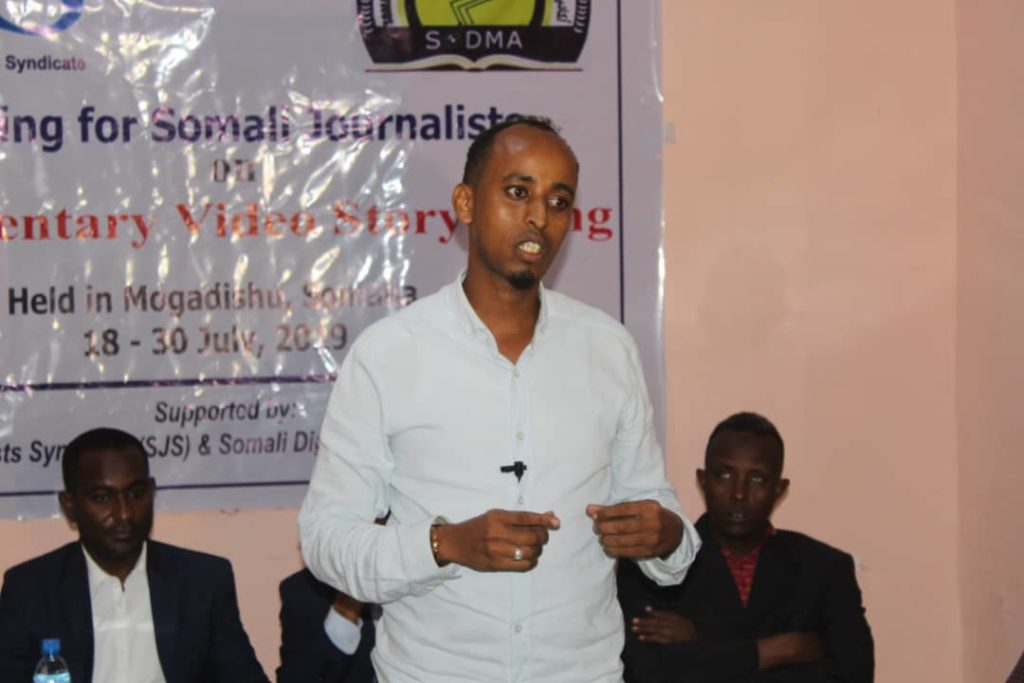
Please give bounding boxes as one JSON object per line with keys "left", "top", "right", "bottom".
{"left": 704, "top": 411, "right": 785, "bottom": 471}
{"left": 461, "top": 115, "right": 562, "bottom": 186}
{"left": 62, "top": 427, "right": 148, "bottom": 492}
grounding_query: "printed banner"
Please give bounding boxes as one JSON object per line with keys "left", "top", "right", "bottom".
{"left": 0, "top": 0, "right": 663, "bottom": 518}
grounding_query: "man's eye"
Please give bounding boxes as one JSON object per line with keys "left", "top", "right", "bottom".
{"left": 505, "top": 186, "right": 528, "bottom": 199}
{"left": 716, "top": 471, "right": 731, "bottom": 480}
{"left": 91, "top": 493, "right": 111, "bottom": 503}
{"left": 547, "top": 195, "right": 570, "bottom": 210}
{"left": 750, "top": 475, "right": 765, "bottom": 484}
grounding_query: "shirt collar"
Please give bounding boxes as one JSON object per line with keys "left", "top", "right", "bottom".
{"left": 83, "top": 541, "right": 147, "bottom": 595}
{"left": 717, "top": 523, "right": 776, "bottom": 562}
{"left": 450, "top": 270, "right": 551, "bottom": 339}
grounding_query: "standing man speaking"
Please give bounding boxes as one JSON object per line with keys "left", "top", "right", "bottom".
{"left": 300, "top": 118, "right": 699, "bottom": 682}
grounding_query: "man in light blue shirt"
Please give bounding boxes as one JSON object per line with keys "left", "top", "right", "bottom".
{"left": 300, "top": 118, "right": 700, "bottom": 682}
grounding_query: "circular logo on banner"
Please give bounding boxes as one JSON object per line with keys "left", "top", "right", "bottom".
{"left": 0, "top": 0, "right": 84, "bottom": 37}
{"left": 357, "top": 0, "right": 591, "bottom": 70}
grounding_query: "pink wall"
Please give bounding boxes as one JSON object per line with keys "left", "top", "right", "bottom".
{"left": 5, "top": 2, "right": 1019, "bottom": 681}
{"left": 957, "top": 1, "right": 1024, "bottom": 680}
{"left": 660, "top": 1, "right": 960, "bottom": 681}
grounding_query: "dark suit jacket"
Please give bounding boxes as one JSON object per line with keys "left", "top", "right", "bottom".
{"left": 276, "top": 568, "right": 375, "bottom": 683}
{"left": 1008, "top": 651, "right": 1024, "bottom": 683}
{"left": 618, "top": 515, "right": 873, "bottom": 683}
{"left": 0, "top": 540, "right": 269, "bottom": 683}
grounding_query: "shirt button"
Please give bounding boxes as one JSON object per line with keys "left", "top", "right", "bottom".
{"left": 516, "top": 431, "right": 524, "bottom": 441}
{"left": 517, "top": 496, "right": 525, "bottom": 505}
{"left": 513, "top": 368, "right": 520, "bottom": 378}
{"left": 514, "top": 624, "right": 523, "bottom": 633}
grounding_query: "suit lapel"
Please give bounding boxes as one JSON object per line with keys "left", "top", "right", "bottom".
{"left": 703, "top": 544, "right": 748, "bottom": 616}
{"left": 693, "top": 517, "right": 747, "bottom": 618}
{"left": 745, "top": 535, "right": 794, "bottom": 623}
{"left": 147, "top": 542, "right": 181, "bottom": 683}
{"left": 59, "top": 545, "right": 94, "bottom": 683}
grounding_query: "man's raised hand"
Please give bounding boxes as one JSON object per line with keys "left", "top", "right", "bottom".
{"left": 586, "top": 500, "right": 682, "bottom": 559}
{"left": 434, "top": 509, "right": 560, "bottom": 572}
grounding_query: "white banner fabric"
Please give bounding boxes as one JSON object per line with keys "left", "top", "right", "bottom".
{"left": 0, "top": 0, "right": 663, "bottom": 518}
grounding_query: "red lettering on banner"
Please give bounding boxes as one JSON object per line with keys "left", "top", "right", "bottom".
{"left": 0, "top": 209, "right": 152, "bottom": 248}
{"left": 177, "top": 202, "right": 319, "bottom": 239}
{"left": 176, "top": 203, "right": 213, "bottom": 236}
{"left": 332, "top": 201, "right": 363, "bottom": 235}
{"left": 0, "top": 202, "right": 614, "bottom": 248}
{"left": 438, "top": 210, "right": 460, "bottom": 244}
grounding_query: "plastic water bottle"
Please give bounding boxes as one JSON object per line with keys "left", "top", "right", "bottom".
{"left": 33, "top": 638, "right": 71, "bottom": 683}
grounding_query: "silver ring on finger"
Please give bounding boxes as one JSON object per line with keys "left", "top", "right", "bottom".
{"left": 513, "top": 546, "right": 524, "bottom": 561}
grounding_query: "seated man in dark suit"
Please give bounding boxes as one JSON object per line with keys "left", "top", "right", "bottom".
{"left": 618, "top": 412, "right": 874, "bottom": 682}
{"left": 0, "top": 427, "right": 269, "bottom": 683}
{"left": 277, "top": 568, "right": 376, "bottom": 683}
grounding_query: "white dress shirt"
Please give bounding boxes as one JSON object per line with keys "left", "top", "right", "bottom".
{"left": 300, "top": 276, "right": 700, "bottom": 683}
{"left": 84, "top": 543, "right": 166, "bottom": 683}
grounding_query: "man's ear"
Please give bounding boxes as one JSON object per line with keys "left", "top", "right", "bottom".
{"left": 695, "top": 469, "right": 707, "bottom": 499}
{"left": 58, "top": 490, "right": 77, "bottom": 526}
{"left": 451, "top": 183, "right": 474, "bottom": 226}
{"left": 774, "top": 478, "right": 790, "bottom": 508}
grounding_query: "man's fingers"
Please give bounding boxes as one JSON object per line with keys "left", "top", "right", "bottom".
{"left": 505, "top": 526, "right": 550, "bottom": 548}
{"left": 588, "top": 504, "right": 644, "bottom": 537}
{"left": 599, "top": 539, "right": 661, "bottom": 559}
{"left": 599, "top": 531, "right": 659, "bottom": 552}
{"left": 483, "top": 541, "right": 543, "bottom": 571}
{"left": 593, "top": 517, "right": 657, "bottom": 537}
{"left": 452, "top": 509, "right": 561, "bottom": 573}
{"left": 604, "top": 546, "right": 656, "bottom": 559}
{"left": 600, "top": 530, "right": 657, "bottom": 546}
{"left": 494, "top": 540, "right": 542, "bottom": 561}
{"left": 588, "top": 501, "right": 677, "bottom": 559}
{"left": 587, "top": 500, "right": 654, "bottom": 521}
{"left": 631, "top": 618, "right": 676, "bottom": 641}
{"left": 631, "top": 609, "right": 695, "bottom": 644}
{"left": 502, "top": 509, "right": 561, "bottom": 529}
{"left": 632, "top": 617, "right": 672, "bottom": 631}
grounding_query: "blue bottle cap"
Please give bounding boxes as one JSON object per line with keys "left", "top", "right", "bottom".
{"left": 41, "top": 638, "right": 60, "bottom": 656}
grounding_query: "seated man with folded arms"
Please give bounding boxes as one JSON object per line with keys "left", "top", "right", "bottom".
{"left": 0, "top": 427, "right": 268, "bottom": 683}
{"left": 277, "top": 567, "right": 375, "bottom": 683}
{"left": 618, "top": 412, "right": 874, "bottom": 682}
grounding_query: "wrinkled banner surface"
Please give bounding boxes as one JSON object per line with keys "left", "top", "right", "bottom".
{"left": 0, "top": 0, "right": 663, "bottom": 518}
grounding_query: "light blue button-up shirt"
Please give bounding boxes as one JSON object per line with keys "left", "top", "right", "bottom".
{"left": 300, "top": 276, "right": 700, "bottom": 683}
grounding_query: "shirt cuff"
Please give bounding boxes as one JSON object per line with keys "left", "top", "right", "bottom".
{"left": 636, "top": 514, "right": 701, "bottom": 586}
{"left": 396, "top": 517, "right": 461, "bottom": 592}
{"left": 323, "top": 609, "right": 363, "bottom": 655}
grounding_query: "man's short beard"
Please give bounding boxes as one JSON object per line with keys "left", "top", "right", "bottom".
{"left": 507, "top": 271, "right": 538, "bottom": 291}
